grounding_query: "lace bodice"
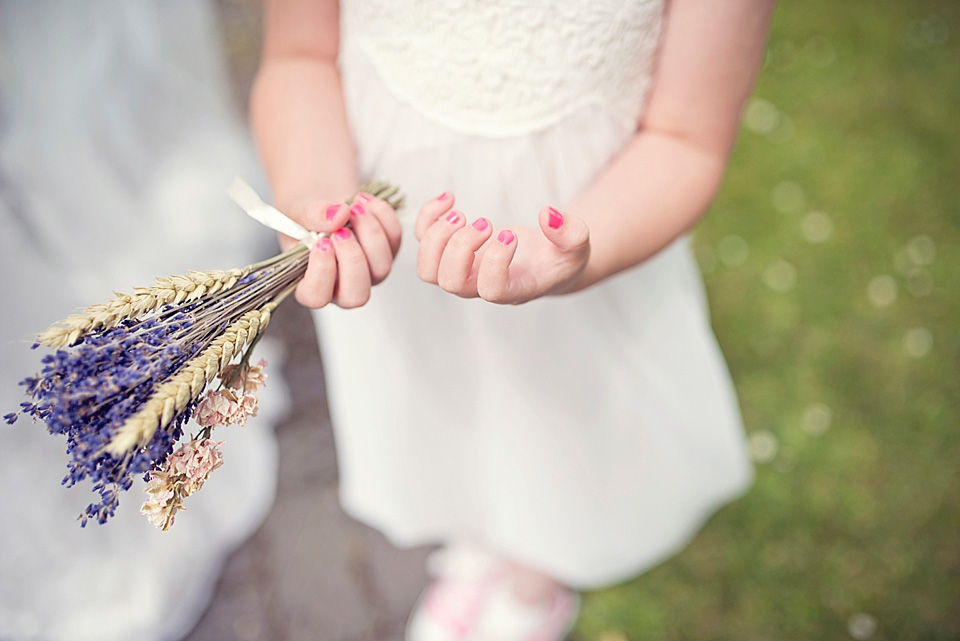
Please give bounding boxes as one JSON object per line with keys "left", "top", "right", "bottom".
{"left": 341, "top": 0, "right": 664, "bottom": 137}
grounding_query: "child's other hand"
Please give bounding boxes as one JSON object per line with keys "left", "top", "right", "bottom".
{"left": 281, "top": 193, "right": 402, "bottom": 309}
{"left": 414, "top": 193, "right": 590, "bottom": 304}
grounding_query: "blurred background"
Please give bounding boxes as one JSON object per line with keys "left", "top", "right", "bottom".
{"left": 210, "top": 0, "right": 960, "bottom": 639}
{"left": 584, "top": 0, "right": 960, "bottom": 639}
{"left": 1, "top": 0, "right": 957, "bottom": 640}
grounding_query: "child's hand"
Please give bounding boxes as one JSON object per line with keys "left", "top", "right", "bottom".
{"left": 414, "top": 193, "right": 590, "bottom": 304}
{"left": 281, "top": 193, "right": 402, "bottom": 309}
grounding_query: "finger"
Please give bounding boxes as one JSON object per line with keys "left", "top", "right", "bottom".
{"left": 476, "top": 229, "right": 520, "bottom": 304}
{"left": 295, "top": 236, "right": 337, "bottom": 309}
{"left": 414, "top": 191, "right": 455, "bottom": 241}
{"left": 437, "top": 217, "right": 494, "bottom": 296}
{"left": 277, "top": 231, "right": 298, "bottom": 252}
{"left": 288, "top": 198, "right": 351, "bottom": 235}
{"left": 330, "top": 228, "right": 372, "bottom": 308}
{"left": 347, "top": 199, "right": 394, "bottom": 284}
{"left": 538, "top": 206, "right": 589, "bottom": 253}
{"left": 417, "top": 209, "right": 465, "bottom": 284}
{"left": 354, "top": 192, "right": 402, "bottom": 255}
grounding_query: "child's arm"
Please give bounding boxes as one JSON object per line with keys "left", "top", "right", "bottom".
{"left": 415, "top": 0, "right": 775, "bottom": 303}
{"left": 251, "top": 0, "right": 401, "bottom": 309}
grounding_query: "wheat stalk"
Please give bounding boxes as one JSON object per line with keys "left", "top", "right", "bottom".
{"left": 37, "top": 183, "right": 403, "bottom": 350}
{"left": 37, "top": 268, "right": 250, "bottom": 348}
{"left": 105, "top": 301, "right": 277, "bottom": 455}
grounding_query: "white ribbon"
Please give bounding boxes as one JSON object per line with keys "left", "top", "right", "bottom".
{"left": 226, "top": 177, "right": 320, "bottom": 248}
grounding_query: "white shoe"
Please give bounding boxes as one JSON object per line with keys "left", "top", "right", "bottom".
{"left": 406, "top": 541, "right": 504, "bottom": 641}
{"left": 468, "top": 584, "right": 580, "bottom": 641}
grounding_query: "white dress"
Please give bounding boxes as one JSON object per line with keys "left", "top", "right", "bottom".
{"left": 0, "top": 2, "right": 283, "bottom": 639}
{"left": 315, "top": 0, "right": 753, "bottom": 589}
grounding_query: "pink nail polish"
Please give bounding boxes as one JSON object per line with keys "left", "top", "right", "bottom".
{"left": 333, "top": 228, "right": 352, "bottom": 241}
{"left": 315, "top": 237, "right": 332, "bottom": 251}
{"left": 354, "top": 193, "right": 371, "bottom": 204}
{"left": 350, "top": 203, "right": 365, "bottom": 217}
{"left": 437, "top": 191, "right": 450, "bottom": 202}
{"left": 446, "top": 211, "right": 461, "bottom": 224}
{"left": 548, "top": 207, "right": 564, "bottom": 229}
{"left": 326, "top": 204, "right": 340, "bottom": 221}
{"left": 497, "top": 230, "right": 515, "bottom": 245}
{"left": 472, "top": 218, "right": 489, "bottom": 231}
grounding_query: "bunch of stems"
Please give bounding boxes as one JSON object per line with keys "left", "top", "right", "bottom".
{"left": 9, "top": 182, "right": 403, "bottom": 525}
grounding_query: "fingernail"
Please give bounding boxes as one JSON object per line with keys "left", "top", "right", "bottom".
{"left": 446, "top": 211, "right": 461, "bottom": 224}
{"left": 326, "top": 204, "right": 340, "bottom": 221}
{"left": 350, "top": 203, "right": 365, "bottom": 217}
{"left": 548, "top": 207, "right": 564, "bottom": 229}
{"left": 437, "top": 191, "right": 450, "bottom": 202}
{"left": 333, "top": 228, "right": 352, "bottom": 241}
{"left": 354, "top": 192, "right": 371, "bottom": 204}
{"left": 497, "top": 230, "right": 515, "bottom": 245}
{"left": 314, "top": 237, "right": 333, "bottom": 252}
{"left": 472, "top": 217, "right": 489, "bottom": 231}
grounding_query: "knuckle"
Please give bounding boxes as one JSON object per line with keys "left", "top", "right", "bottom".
{"left": 295, "top": 286, "right": 327, "bottom": 310}
{"left": 446, "top": 232, "right": 473, "bottom": 252}
{"left": 436, "top": 272, "right": 456, "bottom": 292}
{"left": 371, "top": 261, "right": 391, "bottom": 284}
{"left": 337, "top": 245, "right": 364, "bottom": 264}
{"left": 477, "top": 280, "right": 507, "bottom": 304}
{"left": 571, "top": 225, "right": 590, "bottom": 247}
{"left": 416, "top": 263, "right": 437, "bottom": 284}
{"left": 370, "top": 198, "right": 392, "bottom": 217}
{"left": 437, "top": 273, "right": 469, "bottom": 297}
{"left": 339, "top": 290, "right": 370, "bottom": 309}
{"left": 445, "top": 281, "right": 475, "bottom": 298}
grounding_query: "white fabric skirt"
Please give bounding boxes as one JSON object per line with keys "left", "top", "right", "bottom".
{"left": 313, "top": 44, "right": 753, "bottom": 589}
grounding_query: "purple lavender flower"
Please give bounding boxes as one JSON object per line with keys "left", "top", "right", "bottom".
{"left": 12, "top": 310, "right": 207, "bottom": 524}
{"left": 10, "top": 255, "right": 306, "bottom": 525}
{"left": 9, "top": 179, "right": 402, "bottom": 528}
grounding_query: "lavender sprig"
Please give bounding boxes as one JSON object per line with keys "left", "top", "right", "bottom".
{"left": 9, "top": 181, "right": 403, "bottom": 526}
{"left": 12, "top": 259, "right": 300, "bottom": 525}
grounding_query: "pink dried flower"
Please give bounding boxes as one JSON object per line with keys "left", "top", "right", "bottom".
{"left": 237, "top": 393, "right": 259, "bottom": 420}
{"left": 210, "top": 389, "right": 257, "bottom": 426}
{"left": 194, "top": 361, "right": 264, "bottom": 429}
{"left": 141, "top": 473, "right": 181, "bottom": 529}
{"left": 220, "top": 358, "right": 268, "bottom": 393}
{"left": 139, "top": 439, "right": 224, "bottom": 530}
{"left": 195, "top": 389, "right": 239, "bottom": 427}
{"left": 182, "top": 438, "right": 224, "bottom": 493}
{"left": 242, "top": 358, "right": 268, "bottom": 392}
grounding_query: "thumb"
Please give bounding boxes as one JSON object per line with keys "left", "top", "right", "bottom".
{"left": 538, "top": 206, "right": 589, "bottom": 253}
{"left": 289, "top": 198, "right": 351, "bottom": 235}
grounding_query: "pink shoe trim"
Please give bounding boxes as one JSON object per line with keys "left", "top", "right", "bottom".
{"left": 412, "top": 569, "right": 504, "bottom": 640}
{"left": 529, "top": 589, "right": 579, "bottom": 641}
{"left": 420, "top": 579, "right": 485, "bottom": 637}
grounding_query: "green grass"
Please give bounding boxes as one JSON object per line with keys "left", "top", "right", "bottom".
{"left": 573, "top": 1, "right": 960, "bottom": 639}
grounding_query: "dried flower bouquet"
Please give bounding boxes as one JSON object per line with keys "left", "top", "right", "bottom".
{"left": 6, "top": 180, "right": 403, "bottom": 528}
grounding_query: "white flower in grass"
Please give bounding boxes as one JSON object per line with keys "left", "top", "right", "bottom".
{"left": 802, "top": 211, "right": 833, "bottom": 243}
{"left": 717, "top": 235, "right": 749, "bottom": 266}
{"left": 763, "top": 260, "right": 797, "bottom": 293}
{"left": 847, "top": 612, "right": 877, "bottom": 640}
{"left": 749, "top": 430, "right": 779, "bottom": 463}
{"left": 867, "top": 275, "right": 897, "bottom": 308}
{"left": 904, "top": 327, "right": 933, "bottom": 358}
